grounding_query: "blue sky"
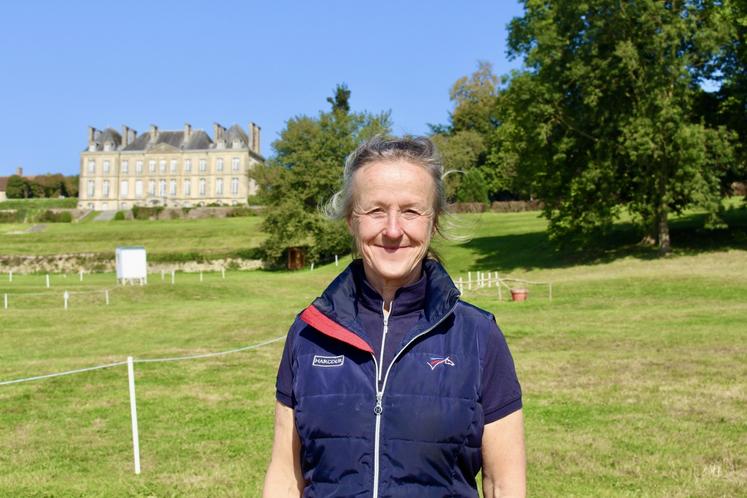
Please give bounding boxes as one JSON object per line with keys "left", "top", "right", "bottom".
{"left": 0, "top": 0, "right": 524, "bottom": 176}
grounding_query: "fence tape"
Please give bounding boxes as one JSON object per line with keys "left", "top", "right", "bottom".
{"left": 0, "top": 335, "right": 285, "bottom": 387}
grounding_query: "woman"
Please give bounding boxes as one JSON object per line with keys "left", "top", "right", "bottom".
{"left": 263, "top": 136, "right": 525, "bottom": 497}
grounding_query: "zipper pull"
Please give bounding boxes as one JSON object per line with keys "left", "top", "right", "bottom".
{"left": 374, "top": 393, "right": 383, "bottom": 415}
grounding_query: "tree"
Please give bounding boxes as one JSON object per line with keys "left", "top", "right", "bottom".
{"left": 502, "top": 0, "right": 736, "bottom": 252}
{"left": 5, "top": 175, "right": 31, "bottom": 199}
{"left": 252, "top": 85, "right": 391, "bottom": 266}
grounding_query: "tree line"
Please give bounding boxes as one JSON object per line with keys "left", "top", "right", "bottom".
{"left": 4, "top": 174, "right": 79, "bottom": 199}
{"left": 263, "top": 1, "right": 747, "bottom": 262}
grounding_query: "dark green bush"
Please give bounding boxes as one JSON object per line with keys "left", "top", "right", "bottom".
{"left": 226, "top": 207, "right": 256, "bottom": 217}
{"left": 113, "top": 211, "right": 126, "bottom": 221}
{"left": 132, "top": 205, "right": 164, "bottom": 220}
{"left": 37, "top": 210, "right": 72, "bottom": 223}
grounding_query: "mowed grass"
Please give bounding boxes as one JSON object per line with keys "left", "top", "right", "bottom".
{"left": 0, "top": 209, "right": 746, "bottom": 496}
{"left": 0, "top": 216, "right": 265, "bottom": 257}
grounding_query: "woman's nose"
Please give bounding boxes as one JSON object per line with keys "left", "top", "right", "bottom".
{"left": 383, "top": 210, "right": 403, "bottom": 239}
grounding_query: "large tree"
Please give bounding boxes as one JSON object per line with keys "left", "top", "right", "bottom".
{"left": 502, "top": 0, "right": 736, "bottom": 252}
{"left": 252, "top": 85, "right": 391, "bottom": 266}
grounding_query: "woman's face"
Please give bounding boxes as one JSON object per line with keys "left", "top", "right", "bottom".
{"left": 348, "top": 159, "right": 435, "bottom": 288}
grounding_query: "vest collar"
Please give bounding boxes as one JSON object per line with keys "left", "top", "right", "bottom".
{"left": 300, "top": 259, "right": 461, "bottom": 353}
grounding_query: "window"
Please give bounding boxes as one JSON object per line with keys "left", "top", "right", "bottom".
{"left": 159, "top": 179, "right": 167, "bottom": 196}
{"left": 135, "top": 180, "right": 143, "bottom": 197}
{"left": 136, "top": 160, "right": 143, "bottom": 175}
{"left": 120, "top": 180, "right": 129, "bottom": 196}
{"left": 231, "top": 177, "right": 239, "bottom": 195}
{"left": 103, "top": 180, "right": 110, "bottom": 198}
{"left": 88, "top": 160, "right": 95, "bottom": 174}
{"left": 149, "top": 160, "right": 156, "bottom": 173}
{"left": 199, "top": 159, "right": 207, "bottom": 172}
{"left": 87, "top": 180, "right": 95, "bottom": 197}
{"left": 103, "top": 160, "right": 110, "bottom": 174}
{"left": 184, "top": 179, "right": 191, "bottom": 196}
{"left": 199, "top": 178, "right": 206, "bottom": 196}
{"left": 159, "top": 160, "right": 166, "bottom": 173}
{"left": 170, "top": 159, "right": 177, "bottom": 174}
{"left": 184, "top": 159, "right": 192, "bottom": 173}
{"left": 170, "top": 179, "right": 176, "bottom": 195}
{"left": 216, "top": 178, "right": 223, "bottom": 196}
{"left": 148, "top": 180, "right": 155, "bottom": 195}
{"left": 216, "top": 158, "right": 224, "bottom": 172}
{"left": 122, "top": 160, "right": 129, "bottom": 174}
{"left": 232, "top": 157, "right": 240, "bottom": 171}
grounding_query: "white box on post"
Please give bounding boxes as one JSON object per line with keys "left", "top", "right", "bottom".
{"left": 116, "top": 246, "right": 148, "bottom": 285}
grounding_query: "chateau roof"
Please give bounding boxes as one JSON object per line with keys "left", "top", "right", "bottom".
{"left": 122, "top": 129, "right": 213, "bottom": 151}
{"left": 225, "top": 124, "right": 249, "bottom": 146}
{"left": 99, "top": 128, "right": 122, "bottom": 147}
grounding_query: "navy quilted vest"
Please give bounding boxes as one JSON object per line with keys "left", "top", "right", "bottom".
{"left": 289, "top": 260, "right": 493, "bottom": 497}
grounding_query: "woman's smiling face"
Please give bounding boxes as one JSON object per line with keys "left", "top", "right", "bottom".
{"left": 348, "top": 159, "right": 435, "bottom": 290}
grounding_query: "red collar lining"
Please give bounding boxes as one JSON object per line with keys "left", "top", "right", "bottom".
{"left": 300, "top": 305, "right": 374, "bottom": 353}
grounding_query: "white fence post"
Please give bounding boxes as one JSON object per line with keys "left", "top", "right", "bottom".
{"left": 457, "top": 277, "right": 463, "bottom": 293}
{"left": 63, "top": 291, "right": 69, "bottom": 310}
{"left": 79, "top": 270, "right": 84, "bottom": 282}
{"left": 127, "top": 356, "right": 142, "bottom": 475}
{"left": 161, "top": 270, "right": 165, "bottom": 282}
{"left": 468, "top": 272, "right": 472, "bottom": 291}
{"left": 311, "top": 263, "right": 315, "bottom": 271}
{"left": 105, "top": 289, "right": 110, "bottom": 305}
{"left": 3, "top": 293, "right": 7, "bottom": 309}
{"left": 549, "top": 283, "right": 553, "bottom": 302}
{"left": 46, "top": 274, "right": 50, "bottom": 289}
{"left": 221, "top": 267, "right": 225, "bottom": 279}
{"left": 171, "top": 270, "right": 175, "bottom": 285}
{"left": 335, "top": 255, "right": 339, "bottom": 267}
{"left": 497, "top": 273, "right": 502, "bottom": 301}
{"left": 199, "top": 271, "right": 203, "bottom": 282}
{"left": 8, "top": 271, "right": 12, "bottom": 283}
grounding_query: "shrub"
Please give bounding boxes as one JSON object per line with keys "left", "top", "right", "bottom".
{"left": 226, "top": 207, "right": 255, "bottom": 217}
{"left": 132, "top": 205, "right": 164, "bottom": 220}
{"left": 0, "top": 210, "right": 19, "bottom": 223}
{"left": 37, "top": 210, "right": 72, "bottom": 223}
{"left": 113, "top": 211, "right": 126, "bottom": 221}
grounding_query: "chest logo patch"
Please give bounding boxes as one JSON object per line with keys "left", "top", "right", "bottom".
{"left": 312, "top": 355, "right": 345, "bottom": 367}
{"left": 427, "top": 356, "right": 455, "bottom": 370}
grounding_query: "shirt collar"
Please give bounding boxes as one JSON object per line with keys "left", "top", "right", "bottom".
{"left": 356, "top": 264, "right": 427, "bottom": 317}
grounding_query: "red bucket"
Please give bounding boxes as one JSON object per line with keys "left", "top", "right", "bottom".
{"left": 510, "top": 288, "right": 528, "bottom": 302}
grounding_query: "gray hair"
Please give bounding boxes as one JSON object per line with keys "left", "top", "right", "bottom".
{"left": 325, "top": 135, "right": 449, "bottom": 237}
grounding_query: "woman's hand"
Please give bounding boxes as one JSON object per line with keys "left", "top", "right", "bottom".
{"left": 262, "top": 401, "right": 304, "bottom": 497}
{"left": 481, "top": 409, "right": 526, "bottom": 498}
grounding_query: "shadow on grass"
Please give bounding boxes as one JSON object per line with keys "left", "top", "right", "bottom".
{"left": 465, "top": 205, "right": 747, "bottom": 272}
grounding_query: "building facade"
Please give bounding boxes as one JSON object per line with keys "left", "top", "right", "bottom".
{"left": 78, "top": 122, "right": 263, "bottom": 210}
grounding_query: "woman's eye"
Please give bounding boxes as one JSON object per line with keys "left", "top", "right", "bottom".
{"left": 367, "top": 209, "right": 386, "bottom": 218}
{"left": 402, "top": 210, "right": 420, "bottom": 220}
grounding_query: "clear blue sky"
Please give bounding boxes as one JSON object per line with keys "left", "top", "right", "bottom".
{"left": 0, "top": 0, "right": 524, "bottom": 176}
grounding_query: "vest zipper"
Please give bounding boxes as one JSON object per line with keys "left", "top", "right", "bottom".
{"left": 371, "top": 302, "right": 458, "bottom": 498}
{"left": 378, "top": 302, "right": 391, "bottom": 383}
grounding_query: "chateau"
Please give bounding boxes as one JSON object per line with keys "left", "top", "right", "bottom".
{"left": 78, "top": 122, "right": 263, "bottom": 210}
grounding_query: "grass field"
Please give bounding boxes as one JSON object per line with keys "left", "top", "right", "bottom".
{"left": 0, "top": 209, "right": 745, "bottom": 496}
{"left": 0, "top": 217, "right": 264, "bottom": 258}
{"left": 0, "top": 198, "right": 78, "bottom": 210}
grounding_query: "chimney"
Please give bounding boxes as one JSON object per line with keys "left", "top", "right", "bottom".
{"left": 253, "top": 124, "right": 261, "bottom": 154}
{"left": 184, "top": 123, "right": 192, "bottom": 140}
{"left": 149, "top": 124, "right": 158, "bottom": 142}
{"left": 129, "top": 128, "right": 137, "bottom": 144}
{"left": 15, "top": 166, "right": 23, "bottom": 177}
{"left": 88, "top": 126, "right": 97, "bottom": 145}
{"left": 213, "top": 122, "right": 224, "bottom": 142}
{"left": 122, "top": 125, "right": 130, "bottom": 147}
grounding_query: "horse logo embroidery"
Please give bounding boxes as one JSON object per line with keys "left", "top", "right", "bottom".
{"left": 427, "top": 356, "right": 455, "bottom": 370}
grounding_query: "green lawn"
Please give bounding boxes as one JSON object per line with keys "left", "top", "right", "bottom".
{"left": 0, "top": 198, "right": 78, "bottom": 209}
{"left": 0, "top": 217, "right": 265, "bottom": 258}
{"left": 0, "top": 210, "right": 745, "bottom": 496}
